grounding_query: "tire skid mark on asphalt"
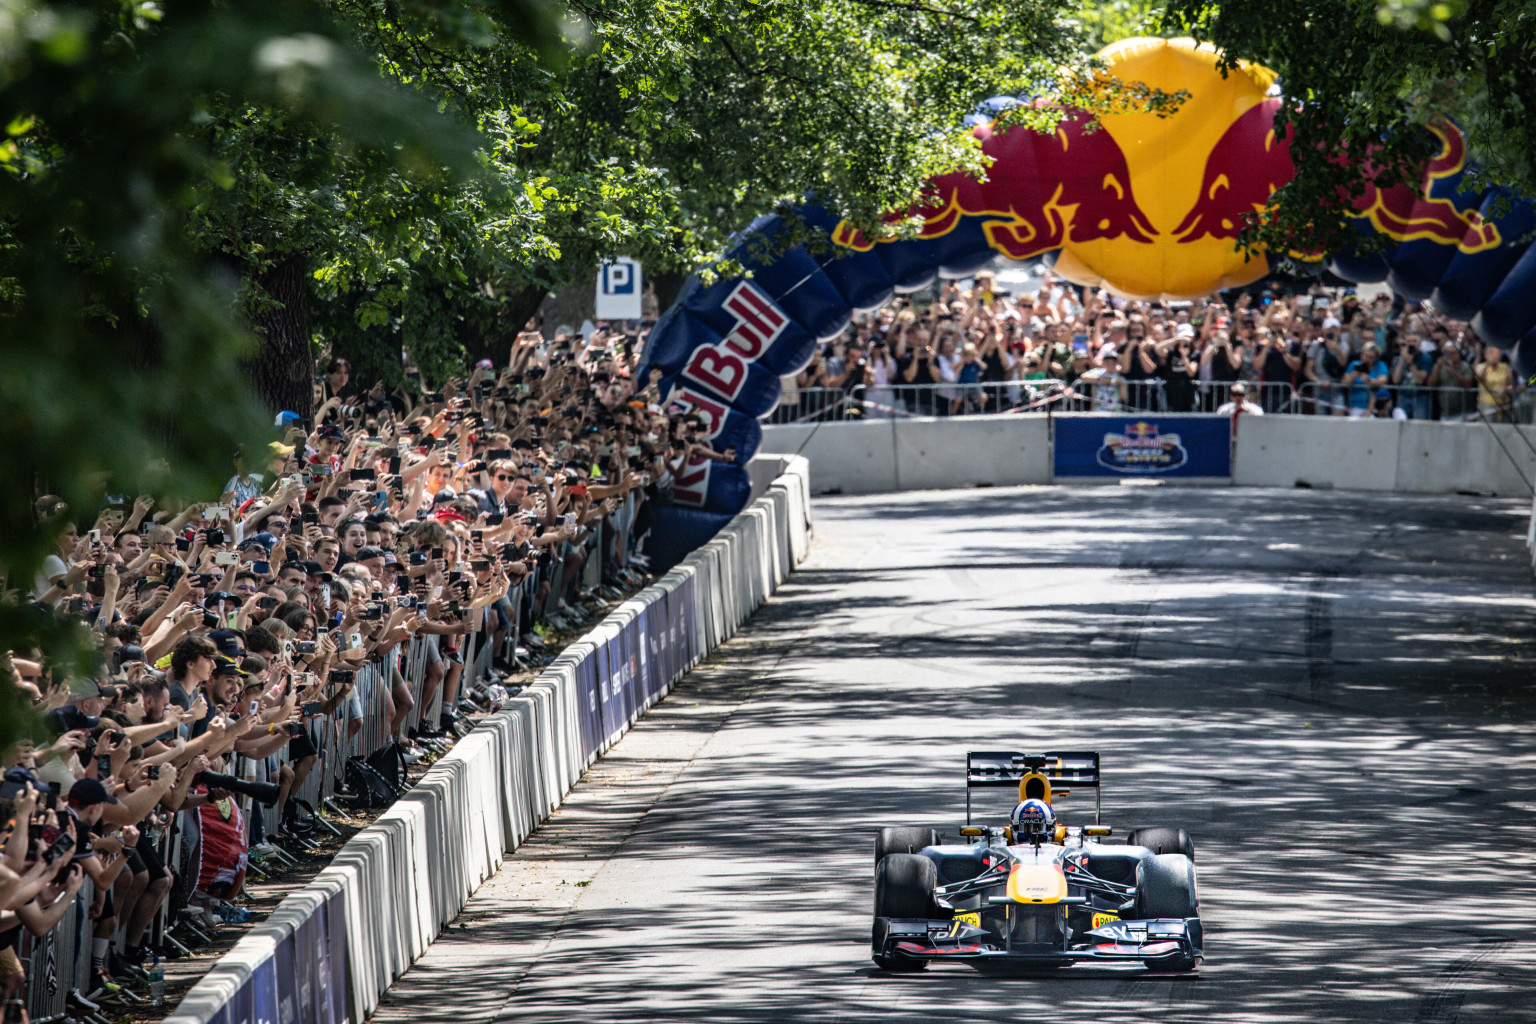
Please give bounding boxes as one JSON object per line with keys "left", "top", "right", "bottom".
{"left": 1413, "top": 938, "right": 1513, "bottom": 1023}
{"left": 1304, "top": 575, "right": 1336, "bottom": 699}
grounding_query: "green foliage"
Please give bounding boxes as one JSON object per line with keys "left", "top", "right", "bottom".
{"left": 1159, "top": 0, "right": 1536, "bottom": 255}
{"left": 1073, "top": 0, "right": 1167, "bottom": 50}
{"left": 0, "top": 0, "right": 567, "bottom": 747}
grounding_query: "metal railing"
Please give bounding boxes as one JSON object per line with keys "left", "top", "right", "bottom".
{"left": 1288, "top": 381, "right": 1536, "bottom": 422}
{"left": 772, "top": 379, "right": 1308, "bottom": 419}
{"left": 768, "top": 379, "right": 1536, "bottom": 423}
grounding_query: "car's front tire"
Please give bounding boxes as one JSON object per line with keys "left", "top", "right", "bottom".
{"left": 872, "top": 853, "right": 938, "bottom": 972}
{"left": 1132, "top": 852, "right": 1199, "bottom": 919}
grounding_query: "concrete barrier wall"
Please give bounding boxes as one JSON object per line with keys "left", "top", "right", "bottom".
{"left": 167, "top": 456, "right": 811, "bottom": 1024}
{"left": 764, "top": 415, "right": 1536, "bottom": 498}
{"left": 1232, "top": 416, "right": 1401, "bottom": 491}
{"left": 759, "top": 414, "right": 1050, "bottom": 494}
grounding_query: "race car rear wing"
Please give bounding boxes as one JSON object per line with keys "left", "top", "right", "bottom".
{"left": 966, "top": 751, "right": 1101, "bottom": 824}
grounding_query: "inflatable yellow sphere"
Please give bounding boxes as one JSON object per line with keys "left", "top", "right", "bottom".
{"left": 1053, "top": 37, "right": 1283, "bottom": 299}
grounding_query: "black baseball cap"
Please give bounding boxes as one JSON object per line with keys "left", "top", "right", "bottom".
{"left": 210, "top": 654, "right": 249, "bottom": 678}
{"left": 68, "top": 777, "right": 118, "bottom": 806}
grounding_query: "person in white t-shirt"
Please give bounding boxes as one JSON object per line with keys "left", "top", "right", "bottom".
{"left": 1215, "top": 380, "right": 1264, "bottom": 416}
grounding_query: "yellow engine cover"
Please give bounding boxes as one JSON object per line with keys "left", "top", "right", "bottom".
{"left": 1007, "top": 851, "right": 1068, "bottom": 904}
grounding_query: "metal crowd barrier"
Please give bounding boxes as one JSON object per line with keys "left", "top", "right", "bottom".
{"left": 775, "top": 380, "right": 1305, "bottom": 418}
{"left": 1287, "top": 380, "right": 1535, "bottom": 421}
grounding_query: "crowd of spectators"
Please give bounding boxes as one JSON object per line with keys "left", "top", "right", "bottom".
{"left": 0, "top": 326, "right": 738, "bottom": 1018}
{"left": 788, "top": 271, "right": 1527, "bottom": 423}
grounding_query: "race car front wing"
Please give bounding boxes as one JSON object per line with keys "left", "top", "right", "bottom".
{"left": 877, "top": 916, "right": 1203, "bottom": 969}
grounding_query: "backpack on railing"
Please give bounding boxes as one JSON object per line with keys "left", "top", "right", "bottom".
{"left": 365, "top": 741, "right": 410, "bottom": 795}
{"left": 343, "top": 755, "right": 396, "bottom": 809}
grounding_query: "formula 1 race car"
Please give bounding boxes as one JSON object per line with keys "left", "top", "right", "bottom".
{"left": 870, "top": 751, "right": 1202, "bottom": 973}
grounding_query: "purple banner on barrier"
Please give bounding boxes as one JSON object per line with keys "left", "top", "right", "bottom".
{"left": 595, "top": 636, "right": 615, "bottom": 744}
{"left": 251, "top": 943, "right": 278, "bottom": 1024}
{"left": 577, "top": 654, "right": 600, "bottom": 762}
{"left": 623, "top": 615, "right": 643, "bottom": 715}
{"left": 295, "top": 911, "right": 321, "bottom": 1024}
{"left": 274, "top": 931, "right": 297, "bottom": 1024}
{"left": 634, "top": 606, "right": 652, "bottom": 699}
{"left": 323, "top": 889, "right": 349, "bottom": 1024}
{"left": 229, "top": 973, "right": 254, "bottom": 1024}
{"left": 676, "top": 574, "right": 699, "bottom": 667}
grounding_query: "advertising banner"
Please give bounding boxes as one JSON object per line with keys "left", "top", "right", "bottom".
{"left": 1053, "top": 415, "right": 1232, "bottom": 479}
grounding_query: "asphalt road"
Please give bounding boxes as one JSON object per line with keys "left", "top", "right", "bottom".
{"left": 375, "top": 485, "right": 1536, "bottom": 1024}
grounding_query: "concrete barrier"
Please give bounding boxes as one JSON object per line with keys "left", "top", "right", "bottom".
{"left": 1396, "top": 420, "right": 1536, "bottom": 496}
{"left": 760, "top": 414, "right": 1050, "bottom": 494}
{"left": 166, "top": 456, "right": 811, "bottom": 1024}
{"left": 764, "top": 413, "right": 1536, "bottom": 499}
{"left": 1232, "top": 415, "right": 1401, "bottom": 491}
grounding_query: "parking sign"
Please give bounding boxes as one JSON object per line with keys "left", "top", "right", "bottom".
{"left": 596, "top": 257, "right": 642, "bottom": 320}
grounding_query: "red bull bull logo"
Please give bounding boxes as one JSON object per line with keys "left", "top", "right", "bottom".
{"left": 1173, "top": 98, "right": 1295, "bottom": 244}
{"left": 919, "top": 110, "right": 1157, "bottom": 258}
{"left": 834, "top": 107, "right": 1156, "bottom": 260}
{"left": 1346, "top": 121, "right": 1500, "bottom": 253}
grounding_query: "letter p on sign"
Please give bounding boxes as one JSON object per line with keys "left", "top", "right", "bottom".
{"left": 596, "top": 257, "right": 642, "bottom": 320}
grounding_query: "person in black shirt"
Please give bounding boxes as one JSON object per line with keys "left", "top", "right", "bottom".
{"left": 1160, "top": 329, "right": 1200, "bottom": 412}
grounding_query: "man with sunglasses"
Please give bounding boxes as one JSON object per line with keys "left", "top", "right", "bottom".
{"left": 478, "top": 459, "right": 525, "bottom": 517}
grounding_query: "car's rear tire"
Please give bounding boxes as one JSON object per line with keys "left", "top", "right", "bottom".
{"left": 872, "top": 854, "right": 937, "bottom": 972}
{"left": 1127, "top": 827, "right": 1195, "bottom": 861}
{"left": 874, "top": 826, "right": 939, "bottom": 870}
{"left": 1132, "top": 853, "right": 1199, "bottom": 920}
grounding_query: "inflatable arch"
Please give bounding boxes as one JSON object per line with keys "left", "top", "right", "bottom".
{"left": 638, "top": 37, "right": 1536, "bottom": 565}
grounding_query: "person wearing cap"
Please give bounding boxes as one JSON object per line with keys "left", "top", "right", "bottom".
{"left": 353, "top": 546, "right": 387, "bottom": 583}
{"left": 1214, "top": 380, "right": 1264, "bottom": 416}
{"left": 309, "top": 423, "right": 346, "bottom": 476}
{"left": 1368, "top": 386, "right": 1407, "bottom": 420}
{"left": 64, "top": 776, "right": 133, "bottom": 986}
{"left": 188, "top": 655, "right": 248, "bottom": 740}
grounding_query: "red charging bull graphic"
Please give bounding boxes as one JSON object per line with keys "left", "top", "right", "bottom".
{"left": 1173, "top": 98, "right": 1296, "bottom": 243}
{"left": 835, "top": 107, "right": 1156, "bottom": 259}
{"left": 1345, "top": 121, "right": 1501, "bottom": 253}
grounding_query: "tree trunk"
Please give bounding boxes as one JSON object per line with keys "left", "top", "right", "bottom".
{"left": 247, "top": 256, "right": 315, "bottom": 422}
{"left": 651, "top": 269, "right": 689, "bottom": 312}
{"left": 536, "top": 272, "right": 593, "bottom": 337}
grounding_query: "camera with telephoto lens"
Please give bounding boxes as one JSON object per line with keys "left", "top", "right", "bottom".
{"left": 194, "top": 771, "right": 279, "bottom": 806}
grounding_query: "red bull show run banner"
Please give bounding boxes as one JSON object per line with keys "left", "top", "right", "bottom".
{"left": 1052, "top": 416, "right": 1233, "bottom": 480}
{"left": 638, "top": 36, "right": 1536, "bottom": 564}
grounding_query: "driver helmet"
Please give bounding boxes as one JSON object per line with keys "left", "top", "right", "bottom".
{"left": 1011, "top": 798, "right": 1055, "bottom": 840}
